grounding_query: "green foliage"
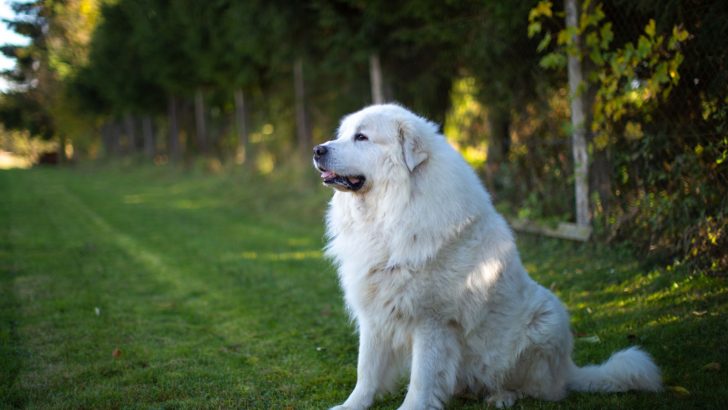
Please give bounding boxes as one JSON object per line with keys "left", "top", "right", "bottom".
{"left": 589, "top": 20, "right": 688, "bottom": 147}
{"left": 609, "top": 122, "right": 728, "bottom": 276}
{"left": 528, "top": 0, "right": 727, "bottom": 275}
{"left": 0, "top": 1, "right": 55, "bottom": 139}
{"left": 3, "top": 0, "right": 554, "bottom": 160}
{"left": 0, "top": 91, "right": 54, "bottom": 139}
{"left": 0, "top": 0, "right": 103, "bottom": 161}
{"left": 443, "top": 77, "right": 488, "bottom": 168}
{"left": 529, "top": 0, "right": 689, "bottom": 147}
{"left": 0, "top": 126, "right": 57, "bottom": 164}
{"left": 463, "top": 0, "right": 546, "bottom": 113}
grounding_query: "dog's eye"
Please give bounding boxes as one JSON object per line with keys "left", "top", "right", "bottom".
{"left": 354, "top": 133, "right": 368, "bottom": 142}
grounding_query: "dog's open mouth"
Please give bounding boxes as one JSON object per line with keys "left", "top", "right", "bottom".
{"left": 319, "top": 168, "right": 366, "bottom": 191}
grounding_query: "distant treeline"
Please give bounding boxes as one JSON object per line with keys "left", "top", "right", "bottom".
{"left": 1, "top": 0, "right": 726, "bottom": 274}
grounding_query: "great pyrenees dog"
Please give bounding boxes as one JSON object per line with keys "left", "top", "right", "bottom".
{"left": 313, "top": 104, "right": 661, "bottom": 409}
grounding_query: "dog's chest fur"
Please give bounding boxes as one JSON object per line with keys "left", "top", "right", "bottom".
{"left": 326, "top": 193, "right": 432, "bottom": 344}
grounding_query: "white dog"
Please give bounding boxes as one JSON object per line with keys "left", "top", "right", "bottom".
{"left": 313, "top": 104, "right": 661, "bottom": 409}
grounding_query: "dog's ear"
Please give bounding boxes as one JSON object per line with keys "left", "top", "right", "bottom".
{"left": 399, "top": 121, "right": 428, "bottom": 172}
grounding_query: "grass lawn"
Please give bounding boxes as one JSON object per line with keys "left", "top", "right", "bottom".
{"left": 1, "top": 164, "right": 726, "bottom": 409}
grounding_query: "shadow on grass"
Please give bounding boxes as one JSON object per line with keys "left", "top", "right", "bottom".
{"left": 0, "top": 267, "right": 27, "bottom": 408}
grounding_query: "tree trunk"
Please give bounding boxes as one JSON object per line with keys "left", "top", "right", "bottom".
{"left": 369, "top": 53, "right": 384, "bottom": 104}
{"left": 168, "top": 95, "right": 180, "bottom": 161}
{"left": 101, "top": 122, "right": 112, "bottom": 157}
{"left": 142, "top": 115, "right": 155, "bottom": 159}
{"left": 194, "top": 87, "right": 208, "bottom": 154}
{"left": 294, "top": 57, "right": 311, "bottom": 155}
{"left": 111, "top": 121, "right": 121, "bottom": 156}
{"left": 590, "top": 148, "right": 611, "bottom": 212}
{"left": 490, "top": 110, "right": 511, "bottom": 159}
{"left": 485, "top": 107, "right": 511, "bottom": 189}
{"left": 58, "top": 134, "right": 68, "bottom": 164}
{"left": 234, "top": 88, "right": 249, "bottom": 164}
{"left": 123, "top": 114, "right": 136, "bottom": 154}
{"left": 565, "top": 0, "right": 591, "bottom": 227}
{"left": 584, "top": 66, "right": 611, "bottom": 216}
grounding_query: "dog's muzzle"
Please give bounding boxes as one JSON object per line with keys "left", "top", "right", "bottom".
{"left": 313, "top": 144, "right": 366, "bottom": 192}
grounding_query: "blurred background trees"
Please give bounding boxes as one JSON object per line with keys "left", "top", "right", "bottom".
{"left": 1, "top": 0, "right": 726, "bottom": 274}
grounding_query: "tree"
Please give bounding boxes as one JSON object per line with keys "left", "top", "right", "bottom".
{"left": 1, "top": 0, "right": 103, "bottom": 159}
{"left": 214, "top": 0, "right": 267, "bottom": 163}
{"left": 460, "top": 1, "right": 546, "bottom": 170}
{"left": 277, "top": 1, "right": 316, "bottom": 155}
{"left": 126, "top": 0, "right": 196, "bottom": 159}
{"left": 79, "top": 0, "right": 163, "bottom": 156}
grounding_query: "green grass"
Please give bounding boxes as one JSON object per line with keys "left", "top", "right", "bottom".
{"left": 1, "top": 164, "right": 726, "bottom": 409}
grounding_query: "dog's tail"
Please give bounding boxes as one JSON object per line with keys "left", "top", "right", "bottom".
{"left": 567, "top": 346, "right": 662, "bottom": 393}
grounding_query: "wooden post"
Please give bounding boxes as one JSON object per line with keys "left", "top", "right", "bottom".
{"left": 485, "top": 107, "right": 511, "bottom": 187}
{"left": 123, "top": 113, "right": 138, "bottom": 154}
{"left": 58, "top": 134, "right": 68, "bottom": 164}
{"left": 101, "top": 122, "right": 112, "bottom": 157}
{"left": 111, "top": 121, "right": 121, "bottom": 156}
{"left": 234, "top": 88, "right": 249, "bottom": 164}
{"left": 168, "top": 95, "right": 180, "bottom": 161}
{"left": 294, "top": 57, "right": 311, "bottom": 155}
{"left": 565, "top": 0, "right": 590, "bottom": 227}
{"left": 369, "top": 53, "right": 384, "bottom": 104}
{"left": 194, "top": 87, "right": 208, "bottom": 154}
{"left": 142, "top": 115, "right": 155, "bottom": 159}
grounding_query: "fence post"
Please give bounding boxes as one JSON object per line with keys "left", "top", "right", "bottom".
{"left": 194, "top": 88, "right": 208, "bottom": 154}
{"left": 234, "top": 88, "right": 249, "bottom": 164}
{"left": 369, "top": 53, "right": 384, "bottom": 104}
{"left": 168, "top": 95, "right": 180, "bottom": 162}
{"left": 294, "top": 57, "right": 311, "bottom": 155}
{"left": 565, "top": 0, "right": 591, "bottom": 228}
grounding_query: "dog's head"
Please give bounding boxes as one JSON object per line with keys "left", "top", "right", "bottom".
{"left": 313, "top": 104, "right": 437, "bottom": 193}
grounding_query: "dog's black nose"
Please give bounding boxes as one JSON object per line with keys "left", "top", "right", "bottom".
{"left": 313, "top": 144, "right": 328, "bottom": 158}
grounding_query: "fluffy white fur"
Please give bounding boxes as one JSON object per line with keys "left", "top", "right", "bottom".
{"left": 314, "top": 104, "right": 661, "bottom": 409}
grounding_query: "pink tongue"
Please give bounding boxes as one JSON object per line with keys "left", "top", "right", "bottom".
{"left": 321, "top": 170, "right": 336, "bottom": 179}
{"left": 348, "top": 177, "right": 360, "bottom": 184}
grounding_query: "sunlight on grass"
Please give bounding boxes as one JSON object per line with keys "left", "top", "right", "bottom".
{"left": 287, "top": 237, "right": 313, "bottom": 247}
{"left": 622, "top": 269, "right": 663, "bottom": 292}
{"left": 122, "top": 194, "right": 147, "bottom": 204}
{"left": 172, "top": 198, "right": 223, "bottom": 210}
{"left": 646, "top": 314, "right": 681, "bottom": 327}
{"left": 50, "top": 182, "right": 216, "bottom": 299}
{"left": 124, "top": 191, "right": 224, "bottom": 210}
{"left": 231, "top": 250, "right": 323, "bottom": 262}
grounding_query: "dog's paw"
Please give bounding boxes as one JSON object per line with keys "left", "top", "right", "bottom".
{"left": 396, "top": 404, "right": 443, "bottom": 410}
{"left": 486, "top": 390, "right": 521, "bottom": 408}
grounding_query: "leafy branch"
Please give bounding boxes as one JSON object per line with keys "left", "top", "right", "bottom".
{"left": 528, "top": 0, "right": 690, "bottom": 149}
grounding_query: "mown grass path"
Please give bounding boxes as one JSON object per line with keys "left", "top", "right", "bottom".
{"left": 1, "top": 166, "right": 726, "bottom": 409}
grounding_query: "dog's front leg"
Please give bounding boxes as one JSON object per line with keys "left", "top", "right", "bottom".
{"left": 398, "top": 321, "right": 460, "bottom": 410}
{"left": 331, "top": 322, "right": 393, "bottom": 410}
